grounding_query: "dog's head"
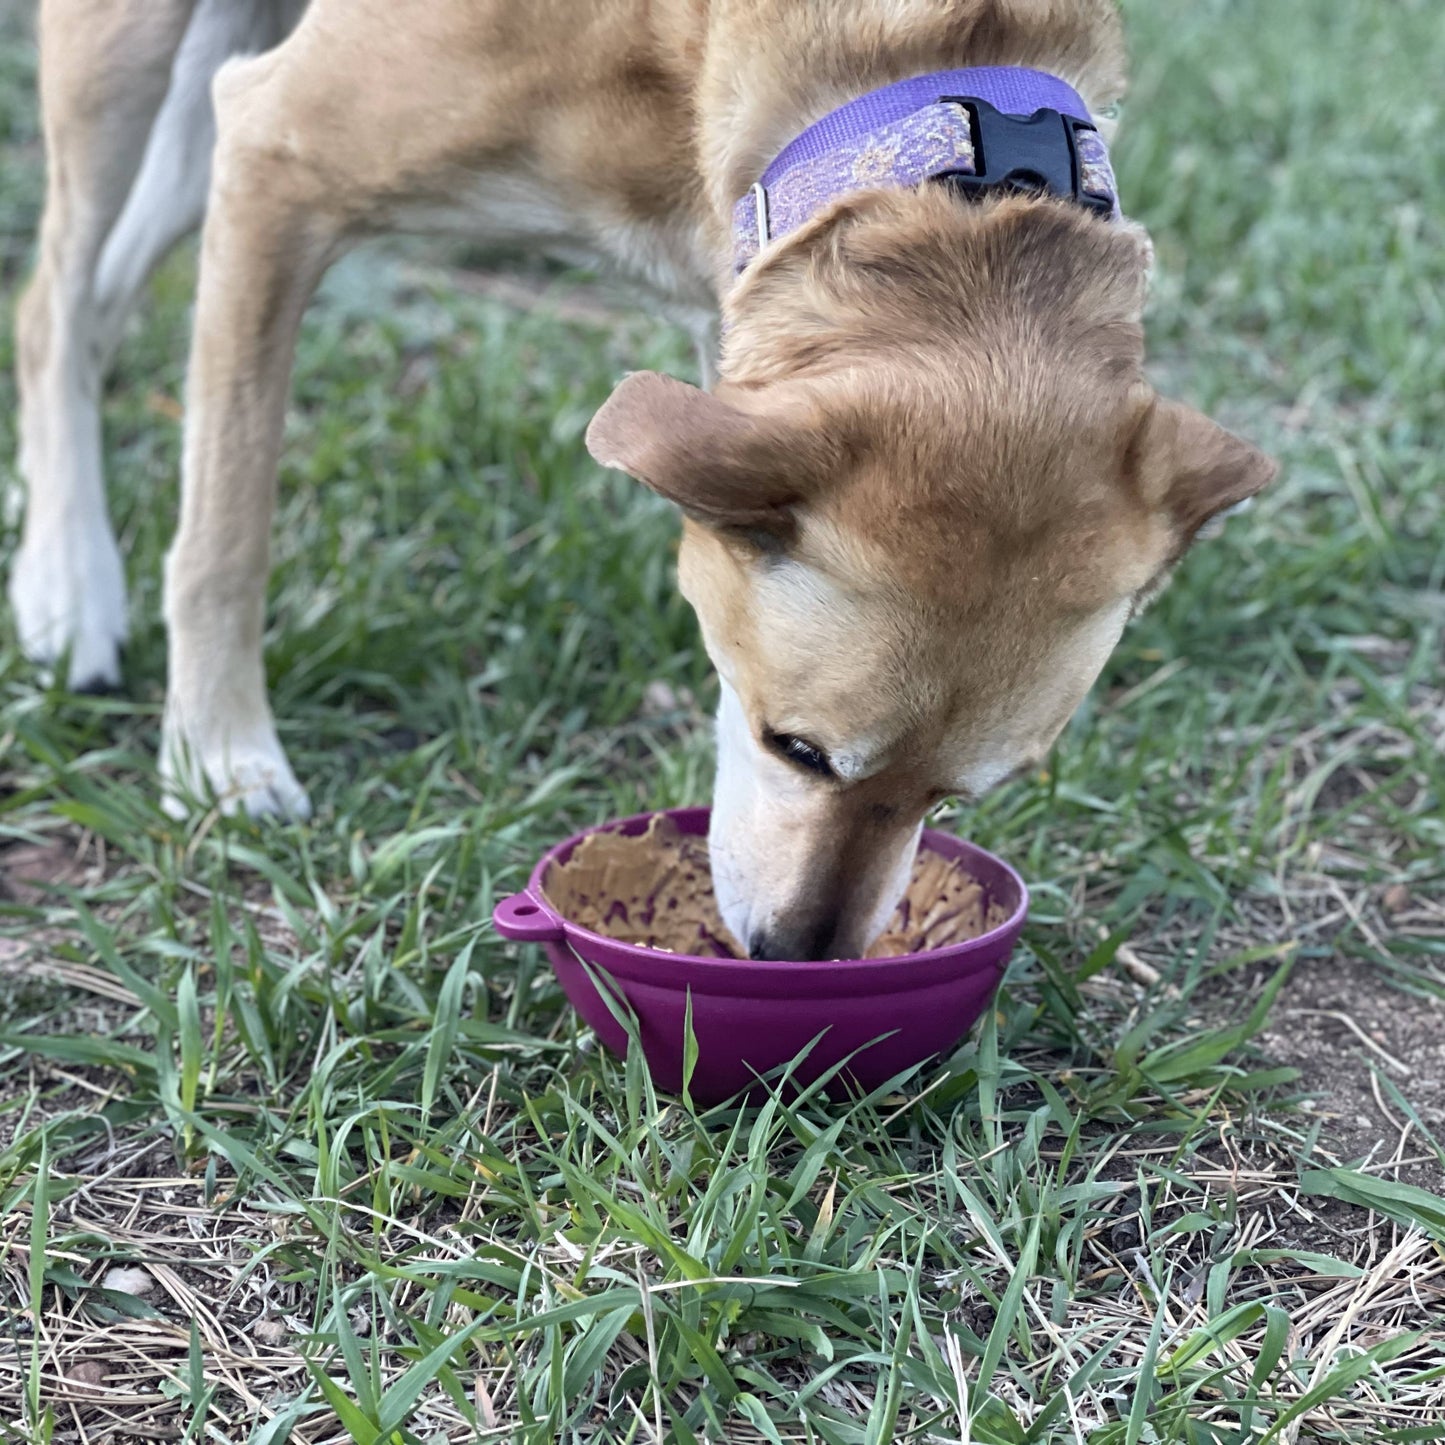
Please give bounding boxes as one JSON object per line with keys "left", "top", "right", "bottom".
{"left": 588, "top": 192, "right": 1275, "bottom": 960}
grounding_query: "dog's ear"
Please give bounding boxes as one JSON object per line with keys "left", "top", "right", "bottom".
{"left": 1132, "top": 398, "right": 1277, "bottom": 542}
{"left": 586, "top": 372, "right": 817, "bottom": 542}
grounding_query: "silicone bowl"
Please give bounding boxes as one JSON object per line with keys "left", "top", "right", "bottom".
{"left": 493, "top": 807, "right": 1027, "bottom": 1104}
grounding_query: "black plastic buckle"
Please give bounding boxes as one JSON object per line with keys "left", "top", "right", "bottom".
{"left": 934, "top": 97, "right": 1113, "bottom": 218}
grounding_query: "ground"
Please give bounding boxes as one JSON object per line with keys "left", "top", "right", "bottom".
{"left": 0, "top": 0, "right": 1442, "bottom": 1442}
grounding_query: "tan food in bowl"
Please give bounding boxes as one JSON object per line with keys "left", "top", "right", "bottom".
{"left": 542, "top": 813, "right": 1009, "bottom": 959}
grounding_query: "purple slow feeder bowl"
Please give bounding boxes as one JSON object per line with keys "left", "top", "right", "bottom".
{"left": 492, "top": 807, "right": 1027, "bottom": 1105}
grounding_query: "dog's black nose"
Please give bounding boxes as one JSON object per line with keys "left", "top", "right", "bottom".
{"left": 748, "top": 923, "right": 837, "bottom": 962}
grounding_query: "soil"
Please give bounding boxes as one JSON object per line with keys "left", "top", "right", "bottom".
{"left": 1, "top": 839, "right": 98, "bottom": 905}
{"left": 1257, "top": 955, "right": 1445, "bottom": 1193}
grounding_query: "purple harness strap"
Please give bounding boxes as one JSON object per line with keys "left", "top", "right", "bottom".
{"left": 733, "top": 66, "right": 1119, "bottom": 272}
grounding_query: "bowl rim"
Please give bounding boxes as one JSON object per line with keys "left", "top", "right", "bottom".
{"left": 523, "top": 805, "right": 1028, "bottom": 975}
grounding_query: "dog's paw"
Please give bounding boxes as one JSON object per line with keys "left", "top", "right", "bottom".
{"left": 8, "top": 528, "right": 129, "bottom": 692}
{"left": 160, "top": 718, "right": 313, "bottom": 822}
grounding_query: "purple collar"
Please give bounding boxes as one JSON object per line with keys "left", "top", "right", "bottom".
{"left": 733, "top": 66, "right": 1119, "bottom": 272}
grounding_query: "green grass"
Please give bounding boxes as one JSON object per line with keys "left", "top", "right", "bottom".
{"left": 2, "top": 0, "right": 1443, "bottom": 1441}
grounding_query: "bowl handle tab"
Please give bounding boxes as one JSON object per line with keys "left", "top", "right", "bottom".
{"left": 492, "top": 889, "right": 565, "bottom": 944}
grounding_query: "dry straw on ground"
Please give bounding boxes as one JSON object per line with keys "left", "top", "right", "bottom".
{"left": 3, "top": 1113, "right": 1443, "bottom": 1441}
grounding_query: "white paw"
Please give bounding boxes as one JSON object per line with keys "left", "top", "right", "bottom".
{"left": 160, "top": 717, "right": 313, "bottom": 822}
{"left": 9, "top": 527, "right": 129, "bottom": 691}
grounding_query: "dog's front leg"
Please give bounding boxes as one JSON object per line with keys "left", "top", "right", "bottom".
{"left": 11, "top": 0, "right": 200, "bottom": 693}
{"left": 161, "top": 56, "right": 343, "bottom": 819}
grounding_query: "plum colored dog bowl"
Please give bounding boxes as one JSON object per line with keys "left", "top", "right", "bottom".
{"left": 492, "top": 807, "right": 1027, "bottom": 1104}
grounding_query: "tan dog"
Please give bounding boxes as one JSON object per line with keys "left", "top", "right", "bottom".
{"left": 11, "top": 0, "right": 1273, "bottom": 960}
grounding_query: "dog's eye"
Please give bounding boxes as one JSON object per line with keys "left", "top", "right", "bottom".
{"left": 766, "top": 732, "right": 835, "bottom": 778}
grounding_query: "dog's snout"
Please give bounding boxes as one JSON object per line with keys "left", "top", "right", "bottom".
{"left": 748, "top": 920, "right": 839, "bottom": 963}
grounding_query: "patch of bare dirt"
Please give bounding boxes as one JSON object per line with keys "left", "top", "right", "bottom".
{"left": 0, "top": 837, "right": 103, "bottom": 904}
{"left": 1260, "top": 955, "right": 1445, "bottom": 1193}
{"left": 1077, "top": 837, "right": 1445, "bottom": 1196}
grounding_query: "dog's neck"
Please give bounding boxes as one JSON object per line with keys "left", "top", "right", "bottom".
{"left": 692, "top": 0, "right": 1127, "bottom": 235}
